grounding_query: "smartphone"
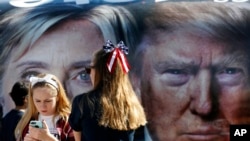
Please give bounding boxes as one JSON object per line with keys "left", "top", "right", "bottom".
{"left": 29, "top": 120, "right": 43, "bottom": 128}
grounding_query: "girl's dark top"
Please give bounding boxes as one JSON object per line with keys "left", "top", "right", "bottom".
{"left": 69, "top": 90, "right": 145, "bottom": 141}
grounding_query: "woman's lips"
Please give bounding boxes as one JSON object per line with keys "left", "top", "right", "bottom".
{"left": 41, "top": 110, "right": 47, "bottom": 113}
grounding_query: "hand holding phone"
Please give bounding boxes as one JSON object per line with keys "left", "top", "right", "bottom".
{"left": 29, "top": 120, "right": 43, "bottom": 128}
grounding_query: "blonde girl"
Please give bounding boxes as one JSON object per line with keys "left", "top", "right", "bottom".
{"left": 15, "top": 73, "right": 74, "bottom": 141}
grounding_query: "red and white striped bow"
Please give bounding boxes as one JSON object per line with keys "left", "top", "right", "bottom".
{"left": 103, "top": 40, "right": 130, "bottom": 73}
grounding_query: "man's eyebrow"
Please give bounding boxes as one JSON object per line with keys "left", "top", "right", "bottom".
{"left": 69, "top": 61, "right": 91, "bottom": 69}
{"left": 16, "top": 61, "right": 48, "bottom": 69}
{"left": 213, "top": 55, "right": 247, "bottom": 68}
{"left": 155, "top": 60, "right": 197, "bottom": 69}
{"left": 155, "top": 55, "right": 246, "bottom": 70}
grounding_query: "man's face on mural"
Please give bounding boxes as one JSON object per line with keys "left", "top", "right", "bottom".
{"left": 1, "top": 20, "right": 103, "bottom": 115}
{"left": 139, "top": 29, "right": 250, "bottom": 141}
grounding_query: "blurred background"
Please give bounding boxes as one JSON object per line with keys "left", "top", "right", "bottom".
{"left": 0, "top": 0, "right": 151, "bottom": 14}
{"left": 1, "top": 0, "right": 249, "bottom": 20}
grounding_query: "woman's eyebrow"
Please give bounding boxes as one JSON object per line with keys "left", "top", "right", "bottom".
{"left": 68, "top": 60, "right": 91, "bottom": 70}
{"left": 16, "top": 61, "right": 48, "bottom": 69}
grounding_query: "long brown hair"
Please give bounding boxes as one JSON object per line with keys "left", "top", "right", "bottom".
{"left": 93, "top": 49, "right": 146, "bottom": 130}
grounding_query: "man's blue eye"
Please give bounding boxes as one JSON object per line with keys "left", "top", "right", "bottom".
{"left": 166, "top": 69, "right": 185, "bottom": 75}
{"left": 218, "top": 68, "right": 240, "bottom": 74}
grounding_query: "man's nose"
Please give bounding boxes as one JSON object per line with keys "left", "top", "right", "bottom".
{"left": 189, "top": 70, "right": 215, "bottom": 117}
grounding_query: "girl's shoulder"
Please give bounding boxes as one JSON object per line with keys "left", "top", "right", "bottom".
{"left": 74, "top": 89, "right": 100, "bottom": 102}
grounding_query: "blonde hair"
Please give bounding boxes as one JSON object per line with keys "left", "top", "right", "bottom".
{"left": 14, "top": 73, "right": 71, "bottom": 140}
{"left": 93, "top": 49, "right": 146, "bottom": 130}
{"left": 0, "top": 4, "right": 139, "bottom": 100}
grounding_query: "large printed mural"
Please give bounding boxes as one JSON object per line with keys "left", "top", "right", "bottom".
{"left": 1, "top": 0, "right": 250, "bottom": 141}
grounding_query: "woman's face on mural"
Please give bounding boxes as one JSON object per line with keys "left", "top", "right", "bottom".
{"left": 139, "top": 29, "right": 250, "bottom": 141}
{"left": 1, "top": 20, "right": 103, "bottom": 115}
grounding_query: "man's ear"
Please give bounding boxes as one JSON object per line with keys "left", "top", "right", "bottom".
{"left": 129, "top": 73, "right": 142, "bottom": 102}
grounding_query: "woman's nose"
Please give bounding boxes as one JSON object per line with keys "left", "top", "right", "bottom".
{"left": 40, "top": 102, "right": 47, "bottom": 108}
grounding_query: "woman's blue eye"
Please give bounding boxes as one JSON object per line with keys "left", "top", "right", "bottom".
{"left": 75, "top": 70, "right": 91, "bottom": 81}
{"left": 21, "top": 71, "right": 40, "bottom": 81}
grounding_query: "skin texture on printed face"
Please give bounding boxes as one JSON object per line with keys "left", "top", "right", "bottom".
{"left": 1, "top": 20, "right": 103, "bottom": 115}
{"left": 139, "top": 29, "right": 250, "bottom": 141}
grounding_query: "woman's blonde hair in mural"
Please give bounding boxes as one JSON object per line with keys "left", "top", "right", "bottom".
{"left": 0, "top": 3, "right": 139, "bottom": 115}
